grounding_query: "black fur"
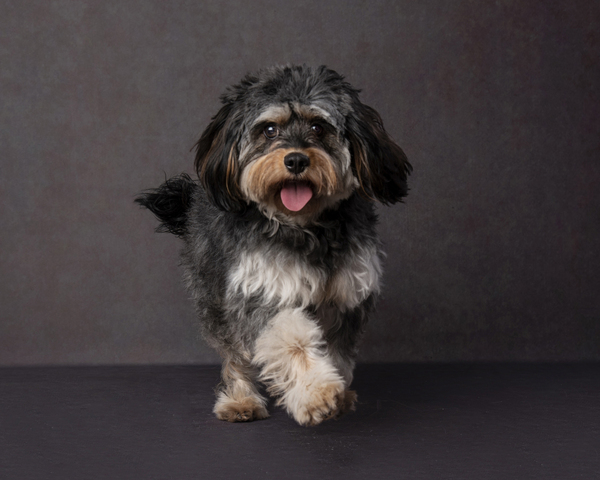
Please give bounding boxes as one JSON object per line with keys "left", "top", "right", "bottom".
{"left": 346, "top": 101, "right": 413, "bottom": 203}
{"left": 193, "top": 64, "right": 411, "bottom": 212}
{"left": 194, "top": 104, "right": 247, "bottom": 213}
{"left": 136, "top": 65, "right": 411, "bottom": 426}
{"left": 135, "top": 173, "right": 196, "bottom": 237}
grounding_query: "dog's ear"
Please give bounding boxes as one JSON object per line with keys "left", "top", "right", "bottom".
{"left": 194, "top": 102, "right": 246, "bottom": 212}
{"left": 346, "top": 100, "right": 412, "bottom": 204}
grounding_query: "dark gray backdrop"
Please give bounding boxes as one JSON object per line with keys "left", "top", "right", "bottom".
{"left": 1, "top": 0, "right": 598, "bottom": 365}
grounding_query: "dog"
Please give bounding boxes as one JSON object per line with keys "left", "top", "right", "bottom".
{"left": 136, "top": 65, "right": 411, "bottom": 426}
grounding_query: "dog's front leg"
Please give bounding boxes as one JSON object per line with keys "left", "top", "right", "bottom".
{"left": 252, "top": 308, "right": 346, "bottom": 426}
{"left": 213, "top": 357, "right": 269, "bottom": 422}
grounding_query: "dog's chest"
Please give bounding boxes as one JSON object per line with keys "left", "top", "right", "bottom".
{"left": 227, "top": 245, "right": 381, "bottom": 311}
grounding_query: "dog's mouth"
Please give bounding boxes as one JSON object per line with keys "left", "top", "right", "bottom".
{"left": 279, "top": 181, "right": 313, "bottom": 212}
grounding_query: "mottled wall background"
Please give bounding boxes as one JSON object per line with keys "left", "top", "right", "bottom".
{"left": 1, "top": 0, "right": 598, "bottom": 365}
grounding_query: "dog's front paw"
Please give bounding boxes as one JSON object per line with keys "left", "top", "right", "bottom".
{"left": 285, "top": 377, "right": 346, "bottom": 426}
{"left": 213, "top": 395, "right": 269, "bottom": 423}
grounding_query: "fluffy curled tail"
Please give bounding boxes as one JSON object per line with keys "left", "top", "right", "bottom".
{"left": 135, "top": 173, "right": 196, "bottom": 237}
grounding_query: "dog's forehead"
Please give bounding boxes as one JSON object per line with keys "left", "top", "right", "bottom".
{"left": 230, "top": 65, "right": 359, "bottom": 132}
{"left": 253, "top": 104, "right": 291, "bottom": 126}
{"left": 251, "top": 102, "right": 344, "bottom": 130}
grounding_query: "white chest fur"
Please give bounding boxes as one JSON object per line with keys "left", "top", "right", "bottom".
{"left": 227, "top": 244, "right": 381, "bottom": 311}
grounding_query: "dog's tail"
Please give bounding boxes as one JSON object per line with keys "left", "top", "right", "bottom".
{"left": 135, "top": 173, "right": 196, "bottom": 237}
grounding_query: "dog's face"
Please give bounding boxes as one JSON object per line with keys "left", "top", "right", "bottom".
{"left": 237, "top": 101, "right": 358, "bottom": 220}
{"left": 194, "top": 65, "right": 411, "bottom": 222}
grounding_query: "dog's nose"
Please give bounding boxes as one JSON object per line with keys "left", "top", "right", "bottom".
{"left": 283, "top": 152, "right": 310, "bottom": 175}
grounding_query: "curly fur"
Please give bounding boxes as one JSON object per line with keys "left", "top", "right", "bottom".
{"left": 136, "top": 65, "right": 411, "bottom": 426}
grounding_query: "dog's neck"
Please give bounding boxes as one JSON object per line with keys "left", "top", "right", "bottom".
{"left": 232, "top": 193, "right": 377, "bottom": 266}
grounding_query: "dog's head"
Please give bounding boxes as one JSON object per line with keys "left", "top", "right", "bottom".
{"left": 194, "top": 65, "right": 411, "bottom": 222}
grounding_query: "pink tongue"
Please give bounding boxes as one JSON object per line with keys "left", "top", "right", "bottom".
{"left": 280, "top": 182, "right": 313, "bottom": 212}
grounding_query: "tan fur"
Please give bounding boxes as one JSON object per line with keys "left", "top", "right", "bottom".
{"left": 213, "top": 359, "right": 269, "bottom": 423}
{"left": 225, "top": 146, "right": 237, "bottom": 196}
{"left": 143, "top": 66, "right": 410, "bottom": 428}
{"left": 252, "top": 308, "right": 349, "bottom": 426}
{"left": 240, "top": 147, "right": 343, "bottom": 218}
{"left": 287, "top": 344, "right": 311, "bottom": 372}
{"left": 347, "top": 136, "right": 375, "bottom": 201}
{"left": 214, "top": 395, "right": 269, "bottom": 422}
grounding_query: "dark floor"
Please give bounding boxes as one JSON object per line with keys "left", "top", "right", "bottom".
{"left": 1, "top": 364, "right": 598, "bottom": 480}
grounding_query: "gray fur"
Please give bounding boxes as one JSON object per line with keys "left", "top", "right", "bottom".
{"left": 180, "top": 185, "right": 380, "bottom": 358}
{"left": 136, "top": 65, "right": 411, "bottom": 424}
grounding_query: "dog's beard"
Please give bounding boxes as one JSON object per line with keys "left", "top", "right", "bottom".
{"left": 239, "top": 147, "right": 355, "bottom": 220}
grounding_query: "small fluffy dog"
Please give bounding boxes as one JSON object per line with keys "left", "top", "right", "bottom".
{"left": 136, "top": 65, "right": 411, "bottom": 426}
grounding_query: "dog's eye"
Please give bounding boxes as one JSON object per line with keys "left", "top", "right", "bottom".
{"left": 264, "top": 125, "right": 279, "bottom": 139}
{"left": 311, "top": 124, "right": 324, "bottom": 136}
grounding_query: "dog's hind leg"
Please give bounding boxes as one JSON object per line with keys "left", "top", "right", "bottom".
{"left": 322, "top": 302, "right": 373, "bottom": 416}
{"left": 213, "top": 357, "right": 269, "bottom": 422}
{"left": 252, "top": 308, "right": 346, "bottom": 426}
{"left": 326, "top": 349, "right": 358, "bottom": 416}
